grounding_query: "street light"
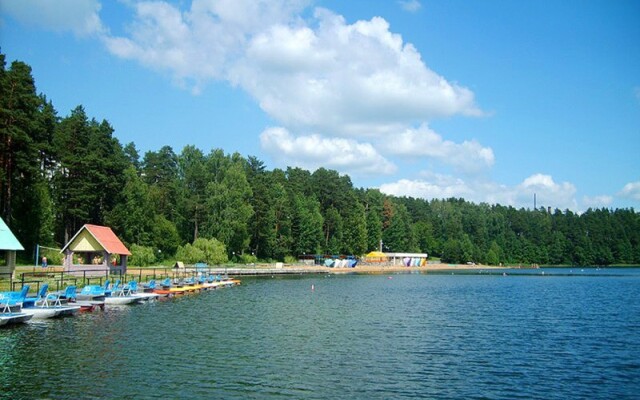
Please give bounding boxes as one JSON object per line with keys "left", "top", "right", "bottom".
{"left": 229, "top": 251, "right": 235, "bottom": 275}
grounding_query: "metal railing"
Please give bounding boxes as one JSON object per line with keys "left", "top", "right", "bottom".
{"left": 1, "top": 266, "right": 231, "bottom": 292}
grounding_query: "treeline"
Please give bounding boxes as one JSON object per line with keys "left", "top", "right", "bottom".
{"left": 2, "top": 53, "right": 639, "bottom": 266}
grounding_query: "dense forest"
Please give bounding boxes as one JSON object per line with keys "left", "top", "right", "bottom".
{"left": 2, "top": 53, "right": 639, "bottom": 266}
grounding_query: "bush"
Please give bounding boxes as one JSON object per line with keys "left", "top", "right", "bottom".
{"left": 39, "top": 249, "right": 63, "bottom": 266}
{"left": 175, "top": 238, "right": 228, "bottom": 265}
{"left": 239, "top": 253, "right": 257, "bottom": 264}
{"left": 175, "top": 243, "right": 205, "bottom": 264}
{"left": 129, "top": 244, "right": 157, "bottom": 267}
{"left": 284, "top": 255, "right": 297, "bottom": 264}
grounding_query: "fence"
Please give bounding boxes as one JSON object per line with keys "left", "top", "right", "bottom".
{"left": 1, "top": 266, "right": 220, "bottom": 292}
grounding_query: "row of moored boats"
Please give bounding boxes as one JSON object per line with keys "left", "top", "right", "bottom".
{"left": 0, "top": 274, "right": 240, "bottom": 327}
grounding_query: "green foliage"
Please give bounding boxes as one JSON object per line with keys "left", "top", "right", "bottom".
{"left": 39, "top": 247, "right": 63, "bottom": 265}
{"left": 105, "top": 166, "right": 154, "bottom": 246}
{"left": 4, "top": 51, "right": 640, "bottom": 267}
{"left": 239, "top": 253, "right": 258, "bottom": 264}
{"left": 128, "top": 244, "right": 156, "bottom": 267}
{"left": 175, "top": 243, "right": 205, "bottom": 265}
{"left": 284, "top": 255, "right": 297, "bottom": 264}
{"left": 151, "top": 215, "right": 181, "bottom": 257}
{"left": 176, "top": 237, "right": 228, "bottom": 265}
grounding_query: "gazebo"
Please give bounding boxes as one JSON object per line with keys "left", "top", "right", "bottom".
{"left": 61, "top": 224, "right": 131, "bottom": 275}
{"left": 0, "top": 217, "right": 24, "bottom": 279}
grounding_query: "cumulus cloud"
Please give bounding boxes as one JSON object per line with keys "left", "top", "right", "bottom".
{"left": 1, "top": 0, "right": 104, "bottom": 36}
{"left": 102, "top": 2, "right": 481, "bottom": 130}
{"left": 515, "top": 174, "right": 577, "bottom": 209}
{"left": 619, "top": 181, "right": 640, "bottom": 201}
{"left": 385, "top": 124, "right": 494, "bottom": 173}
{"left": 380, "top": 172, "right": 578, "bottom": 210}
{"left": 260, "top": 127, "right": 397, "bottom": 176}
{"left": 234, "top": 9, "right": 482, "bottom": 136}
{"left": 398, "top": 0, "right": 422, "bottom": 13}
{"left": 380, "top": 175, "right": 473, "bottom": 200}
{"left": 103, "top": 0, "right": 309, "bottom": 92}
{"left": 582, "top": 195, "right": 613, "bottom": 209}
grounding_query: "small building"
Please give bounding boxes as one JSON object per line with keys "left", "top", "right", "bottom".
{"left": 61, "top": 224, "right": 131, "bottom": 275}
{"left": 385, "top": 252, "right": 428, "bottom": 267}
{"left": 0, "top": 217, "right": 24, "bottom": 279}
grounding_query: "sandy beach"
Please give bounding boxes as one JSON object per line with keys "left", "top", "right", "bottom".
{"left": 279, "top": 262, "right": 507, "bottom": 275}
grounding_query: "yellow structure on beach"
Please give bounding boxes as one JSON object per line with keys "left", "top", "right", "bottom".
{"left": 364, "top": 251, "right": 388, "bottom": 263}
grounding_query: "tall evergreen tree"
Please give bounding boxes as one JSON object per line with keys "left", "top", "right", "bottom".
{"left": 204, "top": 162, "right": 254, "bottom": 257}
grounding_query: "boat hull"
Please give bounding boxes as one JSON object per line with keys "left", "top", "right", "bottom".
{"left": 0, "top": 313, "right": 33, "bottom": 326}
{"left": 153, "top": 284, "right": 203, "bottom": 296}
{"left": 104, "top": 296, "right": 141, "bottom": 305}
{"left": 22, "top": 305, "right": 81, "bottom": 319}
{"left": 132, "top": 293, "right": 160, "bottom": 302}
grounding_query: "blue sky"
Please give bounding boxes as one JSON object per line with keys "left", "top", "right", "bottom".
{"left": 1, "top": 0, "right": 639, "bottom": 211}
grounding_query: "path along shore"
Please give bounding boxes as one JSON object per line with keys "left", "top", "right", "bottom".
{"left": 199, "top": 262, "right": 509, "bottom": 276}
{"left": 13, "top": 263, "right": 510, "bottom": 280}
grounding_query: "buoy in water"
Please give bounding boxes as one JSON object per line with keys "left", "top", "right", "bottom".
{"left": 311, "top": 284, "right": 315, "bottom": 291}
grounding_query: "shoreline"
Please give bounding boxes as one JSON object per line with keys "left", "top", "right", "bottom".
{"left": 288, "top": 263, "right": 507, "bottom": 275}
{"left": 6, "top": 263, "right": 526, "bottom": 282}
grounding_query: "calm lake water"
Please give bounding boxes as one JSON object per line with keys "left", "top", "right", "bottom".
{"left": 2, "top": 268, "right": 640, "bottom": 399}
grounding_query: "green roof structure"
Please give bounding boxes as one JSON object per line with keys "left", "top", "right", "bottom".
{"left": 0, "top": 217, "right": 24, "bottom": 251}
{"left": 1, "top": 217, "right": 23, "bottom": 279}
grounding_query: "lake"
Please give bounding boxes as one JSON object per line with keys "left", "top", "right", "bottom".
{"left": 2, "top": 268, "right": 639, "bottom": 399}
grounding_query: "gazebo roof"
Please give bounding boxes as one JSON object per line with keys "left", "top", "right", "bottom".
{"left": 62, "top": 224, "right": 131, "bottom": 255}
{"left": 0, "top": 217, "right": 24, "bottom": 251}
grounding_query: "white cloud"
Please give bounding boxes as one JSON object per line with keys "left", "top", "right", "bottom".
{"left": 233, "top": 9, "right": 482, "bottom": 136}
{"left": 1, "top": 0, "right": 104, "bottom": 36}
{"left": 103, "top": 0, "right": 309, "bottom": 92}
{"left": 619, "top": 181, "right": 640, "bottom": 201}
{"left": 380, "top": 172, "right": 578, "bottom": 210}
{"left": 385, "top": 124, "right": 494, "bottom": 173}
{"left": 398, "top": 0, "right": 422, "bottom": 13}
{"left": 515, "top": 174, "right": 577, "bottom": 209}
{"left": 102, "top": 2, "right": 481, "bottom": 131}
{"left": 260, "top": 127, "right": 397, "bottom": 176}
{"left": 582, "top": 195, "right": 613, "bottom": 209}
{"left": 380, "top": 175, "right": 473, "bottom": 199}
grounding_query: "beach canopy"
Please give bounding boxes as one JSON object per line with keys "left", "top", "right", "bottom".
{"left": 364, "top": 251, "right": 387, "bottom": 262}
{"left": 0, "top": 217, "right": 24, "bottom": 251}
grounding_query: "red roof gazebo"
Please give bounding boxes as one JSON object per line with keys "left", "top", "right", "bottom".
{"left": 61, "top": 224, "right": 131, "bottom": 274}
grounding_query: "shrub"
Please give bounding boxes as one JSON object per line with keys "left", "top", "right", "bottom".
{"left": 175, "top": 238, "right": 228, "bottom": 265}
{"left": 129, "top": 244, "right": 156, "bottom": 267}
{"left": 175, "top": 243, "right": 205, "bottom": 264}
{"left": 239, "top": 253, "right": 257, "bottom": 264}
